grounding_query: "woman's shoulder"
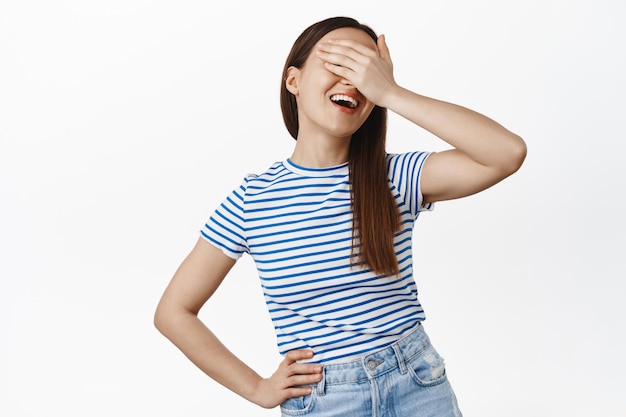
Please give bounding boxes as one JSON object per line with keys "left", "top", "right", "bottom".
{"left": 386, "top": 151, "right": 432, "bottom": 170}
{"left": 239, "top": 160, "right": 295, "bottom": 190}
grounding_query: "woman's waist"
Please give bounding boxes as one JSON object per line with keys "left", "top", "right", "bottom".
{"left": 279, "top": 317, "right": 425, "bottom": 365}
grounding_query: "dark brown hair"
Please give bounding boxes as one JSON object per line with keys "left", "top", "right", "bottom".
{"left": 280, "top": 17, "right": 400, "bottom": 276}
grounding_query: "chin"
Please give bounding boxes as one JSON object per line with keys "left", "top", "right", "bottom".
{"left": 325, "top": 124, "right": 361, "bottom": 139}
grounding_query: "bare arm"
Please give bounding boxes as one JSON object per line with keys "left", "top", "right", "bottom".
{"left": 154, "top": 237, "right": 322, "bottom": 409}
{"left": 317, "top": 35, "right": 527, "bottom": 203}
{"left": 382, "top": 87, "right": 527, "bottom": 203}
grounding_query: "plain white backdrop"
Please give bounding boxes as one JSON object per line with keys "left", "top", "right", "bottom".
{"left": 1, "top": 0, "right": 624, "bottom": 415}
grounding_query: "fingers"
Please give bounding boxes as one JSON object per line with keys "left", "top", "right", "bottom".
{"left": 282, "top": 351, "right": 322, "bottom": 378}
{"left": 254, "top": 350, "right": 321, "bottom": 408}
{"left": 283, "top": 349, "right": 315, "bottom": 363}
{"left": 315, "top": 47, "right": 357, "bottom": 79}
{"left": 317, "top": 40, "right": 370, "bottom": 68}
{"left": 281, "top": 350, "right": 322, "bottom": 385}
{"left": 316, "top": 44, "right": 365, "bottom": 83}
{"left": 287, "top": 371, "right": 323, "bottom": 389}
{"left": 316, "top": 37, "right": 393, "bottom": 80}
{"left": 290, "top": 362, "right": 322, "bottom": 377}
{"left": 323, "top": 38, "right": 377, "bottom": 58}
{"left": 285, "top": 386, "right": 316, "bottom": 398}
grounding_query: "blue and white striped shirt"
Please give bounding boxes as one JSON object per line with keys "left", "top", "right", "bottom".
{"left": 201, "top": 152, "right": 433, "bottom": 363}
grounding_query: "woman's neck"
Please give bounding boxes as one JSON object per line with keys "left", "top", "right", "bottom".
{"left": 290, "top": 131, "right": 351, "bottom": 168}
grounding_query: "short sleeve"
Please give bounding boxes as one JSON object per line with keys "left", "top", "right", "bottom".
{"left": 386, "top": 152, "right": 435, "bottom": 218}
{"left": 199, "top": 176, "right": 254, "bottom": 260}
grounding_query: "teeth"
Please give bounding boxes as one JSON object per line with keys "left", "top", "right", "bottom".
{"left": 330, "top": 94, "right": 358, "bottom": 108}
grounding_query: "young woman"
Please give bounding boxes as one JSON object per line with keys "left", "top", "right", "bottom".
{"left": 154, "top": 16, "right": 526, "bottom": 417}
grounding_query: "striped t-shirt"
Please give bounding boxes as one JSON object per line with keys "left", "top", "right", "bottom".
{"left": 201, "top": 151, "right": 434, "bottom": 364}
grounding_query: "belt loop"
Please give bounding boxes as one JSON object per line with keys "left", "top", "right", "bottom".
{"left": 392, "top": 344, "right": 407, "bottom": 375}
{"left": 316, "top": 365, "right": 326, "bottom": 396}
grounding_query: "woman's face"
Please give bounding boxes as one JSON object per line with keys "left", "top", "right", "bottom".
{"left": 286, "top": 27, "right": 378, "bottom": 140}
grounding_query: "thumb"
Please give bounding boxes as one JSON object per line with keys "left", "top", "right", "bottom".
{"left": 377, "top": 34, "right": 392, "bottom": 64}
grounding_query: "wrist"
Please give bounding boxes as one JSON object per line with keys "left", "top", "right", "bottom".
{"left": 378, "top": 84, "right": 409, "bottom": 110}
{"left": 239, "top": 373, "right": 264, "bottom": 405}
{"left": 247, "top": 377, "right": 279, "bottom": 409}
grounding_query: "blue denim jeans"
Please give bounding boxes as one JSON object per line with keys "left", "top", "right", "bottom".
{"left": 280, "top": 323, "right": 462, "bottom": 417}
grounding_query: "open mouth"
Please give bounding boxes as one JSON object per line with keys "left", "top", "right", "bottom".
{"left": 330, "top": 94, "right": 358, "bottom": 109}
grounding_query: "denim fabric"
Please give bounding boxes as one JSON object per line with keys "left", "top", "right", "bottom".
{"left": 280, "top": 323, "right": 462, "bottom": 417}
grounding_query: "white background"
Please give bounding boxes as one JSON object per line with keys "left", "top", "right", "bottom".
{"left": 1, "top": 1, "right": 624, "bottom": 416}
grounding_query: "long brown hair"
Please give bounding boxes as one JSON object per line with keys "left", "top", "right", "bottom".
{"left": 280, "top": 17, "right": 400, "bottom": 276}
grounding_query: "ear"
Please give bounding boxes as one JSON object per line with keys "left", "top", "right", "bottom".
{"left": 285, "top": 66, "right": 300, "bottom": 96}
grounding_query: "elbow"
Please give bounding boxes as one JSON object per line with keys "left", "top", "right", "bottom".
{"left": 154, "top": 299, "right": 197, "bottom": 338}
{"left": 501, "top": 133, "right": 527, "bottom": 176}
{"left": 153, "top": 303, "right": 167, "bottom": 335}
{"left": 154, "top": 300, "right": 175, "bottom": 336}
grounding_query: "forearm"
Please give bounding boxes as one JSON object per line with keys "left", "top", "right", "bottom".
{"left": 383, "top": 86, "right": 526, "bottom": 170}
{"left": 154, "top": 306, "right": 263, "bottom": 405}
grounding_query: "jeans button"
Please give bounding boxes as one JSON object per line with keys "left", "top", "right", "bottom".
{"left": 367, "top": 359, "right": 383, "bottom": 370}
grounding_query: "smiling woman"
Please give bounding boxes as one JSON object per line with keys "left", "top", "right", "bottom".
{"left": 282, "top": 23, "right": 398, "bottom": 278}
{"left": 154, "top": 16, "right": 525, "bottom": 417}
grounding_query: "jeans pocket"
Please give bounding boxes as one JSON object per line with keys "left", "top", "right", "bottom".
{"left": 280, "top": 386, "right": 316, "bottom": 416}
{"left": 407, "top": 343, "right": 448, "bottom": 387}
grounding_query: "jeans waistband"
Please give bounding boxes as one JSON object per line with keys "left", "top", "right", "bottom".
{"left": 317, "top": 322, "right": 428, "bottom": 393}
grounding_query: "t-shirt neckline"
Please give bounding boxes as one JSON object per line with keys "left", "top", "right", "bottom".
{"left": 283, "top": 158, "right": 349, "bottom": 177}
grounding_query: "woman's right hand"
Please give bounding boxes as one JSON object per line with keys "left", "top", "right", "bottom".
{"left": 252, "top": 349, "right": 323, "bottom": 409}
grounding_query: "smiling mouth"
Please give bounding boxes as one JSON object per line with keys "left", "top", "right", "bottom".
{"left": 330, "top": 94, "right": 358, "bottom": 109}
